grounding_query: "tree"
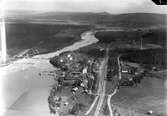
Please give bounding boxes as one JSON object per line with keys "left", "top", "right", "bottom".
{"left": 68, "top": 103, "right": 86, "bottom": 115}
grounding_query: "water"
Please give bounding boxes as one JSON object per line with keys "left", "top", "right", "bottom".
{"left": 0, "top": 30, "right": 98, "bottom": 116}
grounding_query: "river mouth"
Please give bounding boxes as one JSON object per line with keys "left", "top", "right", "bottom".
{"left": 5, "top": 23, "right": 90, "bottom": 58}
{"left": 1, "top": 29, "right": 99, "bottom": 115}
{"left": 2, "top": 27, "right": 167, "bottom": 116}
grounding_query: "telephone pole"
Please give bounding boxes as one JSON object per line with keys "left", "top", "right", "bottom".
{"left": 140, "top": 37, "right": 143, "bottom": 50}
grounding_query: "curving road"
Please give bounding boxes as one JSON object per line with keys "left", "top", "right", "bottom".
{"left": 85, "top": 95, "right": 99, "bottom": 115}
{"left": 85, "top": 47, "right": 120, "bottom": 116}
{"left": 107, "top": 89, "right": 118, "bottom": 116}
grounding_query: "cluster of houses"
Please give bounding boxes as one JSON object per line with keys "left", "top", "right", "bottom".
{"left": 56, "top": 52, "right": 99, "bottom": 93}
{"left": 48, "top": 51, "right": 100, "bottom": 114}
{"left": 120, "top": 62, "right": 145, "bottom": 87}
{"left": 15, "top": 47, "right": 40, "bottom": 58}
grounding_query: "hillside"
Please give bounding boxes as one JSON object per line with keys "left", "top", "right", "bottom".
{"left": 6, "top": 11, "right": 167, "bottom": 27}
{"left": 5, "top": 23, "right": 90, "bottom": 56}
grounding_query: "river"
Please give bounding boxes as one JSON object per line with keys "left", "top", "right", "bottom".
{"left": 0, "top": 30, "right": 98, "bottom": 116}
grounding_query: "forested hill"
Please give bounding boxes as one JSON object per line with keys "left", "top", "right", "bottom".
{"left": 6, "top": 11, "right": 167, "bottom": 27}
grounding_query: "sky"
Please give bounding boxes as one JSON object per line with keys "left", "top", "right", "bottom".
{"left": 1, "top": 0, "right": 167, "bottom": 14}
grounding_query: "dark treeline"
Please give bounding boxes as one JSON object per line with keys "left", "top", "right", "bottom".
{"left": 95, "top": 30, "right": 140, "bottom": 43}
{"left": 78, "top": 48, "right": 105, "bottom": 58}
{"left": 95, "top": 28, "right": 166, "bottom": 48}
{"left": 121, "top": 48, "right": 167, "bottom": 68}
{"left": 142, "top": 28, "right": 166, "bottom": 47}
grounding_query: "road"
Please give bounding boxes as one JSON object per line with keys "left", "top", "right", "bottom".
{"left": 106, "top": 54, "right": 122, "bottom": 116}
{"left": 85, "top": 52, "right": 108, "bottom": 116}
{"left": 117, "top": 54, "right": 122, "bottom": 81}
{"left": 107, "top": 89, "right": 118, "bottom": 116}
{"left": 85, "top": 95, "right": 99, "bottom": 115}
{"left": 85, "top": 48, "right": 120, "bottom": 116}
{"left": 85, "top": 48, "right": 109, "bottom": 116}
{"left": 94, "top": 60, "right": 107, "bottom": 116}
{"left": 94, "top": 48, "right": 109, "bottom": 116}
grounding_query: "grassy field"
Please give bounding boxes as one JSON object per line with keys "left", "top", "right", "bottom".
{"left": 111, "top": 77, "right": 166, "bottom": 116}
{"left": 5, "top": 23, "right": 90, "bottom": 56}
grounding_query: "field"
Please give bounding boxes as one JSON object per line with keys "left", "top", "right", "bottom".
{"left": 111, "top": 77, "right": 166, "bottom": 116}
{"left": 5, "top": 23, "right": 90, "bottom": 56}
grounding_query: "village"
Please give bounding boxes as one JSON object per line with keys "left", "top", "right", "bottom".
{"left": 44, "top": 49, "right": 147, "bottom": 115}
{"left": 48, "top": 51, "right": 101, "bottom": 115}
